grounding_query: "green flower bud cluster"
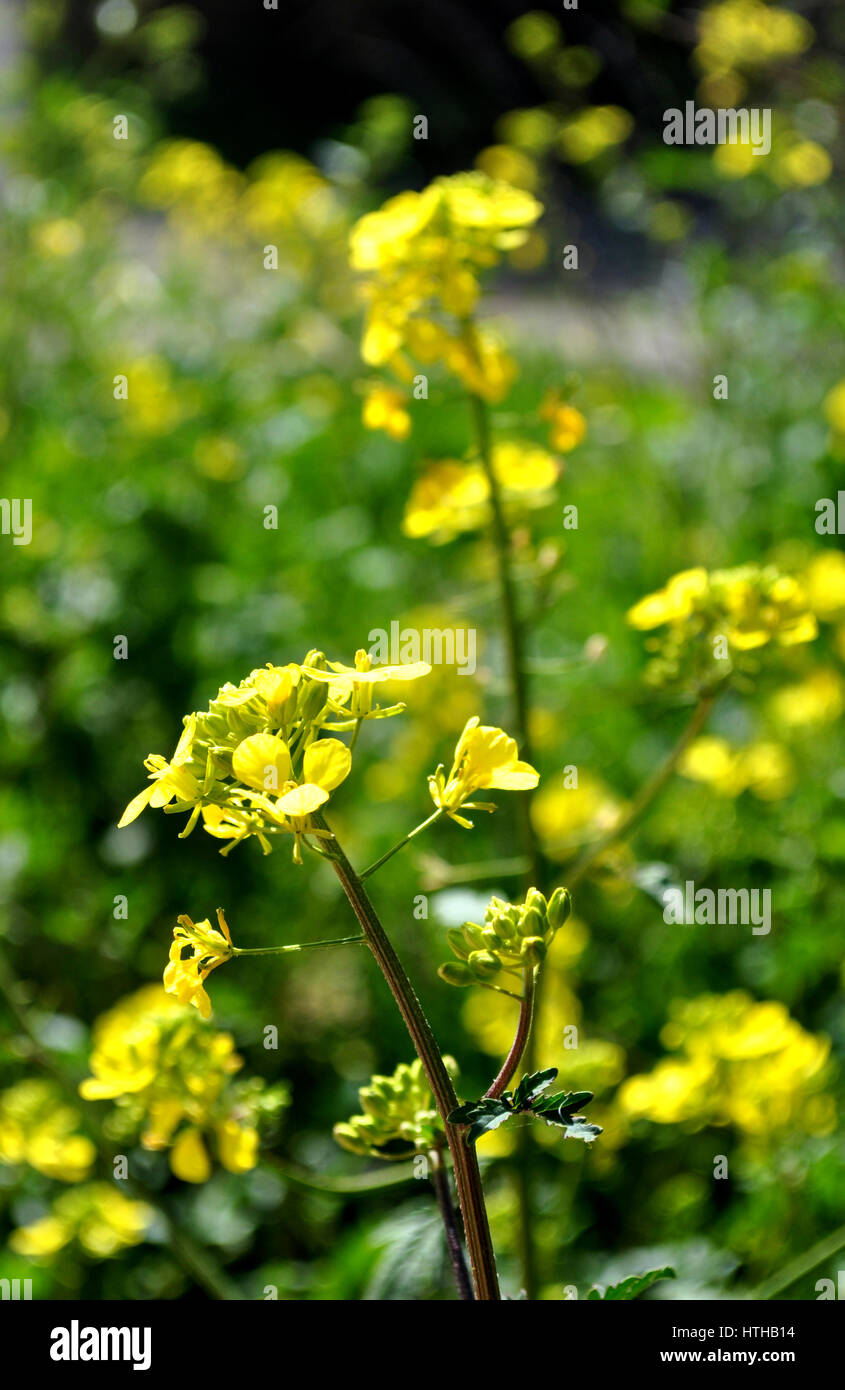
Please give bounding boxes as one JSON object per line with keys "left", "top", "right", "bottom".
{"left": 438, "top": 886, "right": 570, "bottom": 988}
{"left": 333, "top": 1057, "right": 458, "bottom": 1159}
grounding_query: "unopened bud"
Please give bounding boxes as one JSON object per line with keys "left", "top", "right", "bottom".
{"left": 520, "top": 936, "right": 547, "bottom": 965}
{"left": 547, "top": 887, "right": 571, "bottom": 932}
{"left": 438, "top": 962, "right": 474, "bottom": 988}
{"left": 468, "top": 950, "right": 501, "bottom": 979}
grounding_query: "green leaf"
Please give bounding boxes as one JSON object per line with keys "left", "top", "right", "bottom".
{"left": 512, "top": 1067, "right": 558, "bottom": 1110}
{"left": 586, "top": 1267, "right": 676, "bottom": 1301}
{"left": 447, "top": 1096, "right": 514, "bottom": 1144}
{"left": 532, "top": 1089, "right": 594, "bottom": 1117}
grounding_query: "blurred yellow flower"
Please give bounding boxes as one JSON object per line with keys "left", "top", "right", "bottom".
{"left": 802, "top": 550, "right": 845, "bottom": 620}
{"left": 531, "top": 772, "right": 624, "bottom": 859}
{"left": 11, "top": 1183, "right": 152, "bottom": 1261}
{"left": 32, "top": 218, "right": 84, "bottom": 258}
{"left": 350, "top": 172, "right": 541, "bottom": 398}
{"left": 617, "top": 992, "right": 831, "bottom": 1141}
{"left": 362, "top": 383, "right": 411, "bottom": 440}
{"left": 769, "top": 668, "right": 845, "bottom": 726}
{"left": 628, "top": 565, "right": 817, "bottom": 689}
{"left": 80, "top": 987, "right": 277, "bottom": 1184}
{"left": 558, "top": 106, "right": 633, "bottom": 164}
{"left": 823, "top": 380, "right": 845, "bottom": 435}
{"left": 403, "top": 441, "right": 558, "bottom": 543}
{"left": 679, "top": 735, "right": 796, "bottom": 800}
{"left": 0, "top": 1080, "right": 95, "bottom": 1183}
{"left": 539, "top": 392, "right": 587, "bottom": 452}
{"left": 695, "top": 0, "right": 812, "bottom": 73}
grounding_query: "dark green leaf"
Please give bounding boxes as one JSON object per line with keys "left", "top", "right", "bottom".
{"left": 512, "top": 1067, "right": 558, "bottom": 1110}
{"left": 586, "top": 1267, "right": 676, "bottom": 1301}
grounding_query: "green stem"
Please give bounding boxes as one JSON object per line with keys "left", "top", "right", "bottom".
{"left": 753, "top": 1223, "right": 845, "bottom": 1300}
{"left": 360, "top": 808, "right": 446, "bottom": 880}
{"left": 568, "top": 690, "right": 717, "bottom": 891}
{"left": 314, "top": 810, "right": 500, "bottom": 1300}
{"left": 485, "top": 968, "right": 536, "bottom": 1100}
{"left": 267, "top": 1155, "right": 418, "bottom": 1193}
{"left": 429, "top": 1146, "right": 474, "bottom": 1301}
{"left": 232, "top": 935, "right": 364, "bottom": 958}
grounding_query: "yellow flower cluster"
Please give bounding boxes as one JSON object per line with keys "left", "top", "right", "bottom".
{"left": 10, "top": 1182, "right": 153, "bottom": 1260}
{"left": 119, "top": 650, "right": 430, "bottom": 862}
{"left": 402, "top": 441, "right": 559, "bottom": 543}
{"left": 0, "top": 1079, "right": 95, "bottom": 1183}
{"left": 439, "top": 886, "right": 571, "bottom": 988}
{"left": 80, "top": 986, "right": 286, "bottom": 1183}
{"left": 617, "top": 992, "right": 832, "bottom": 1140}
{"left": 139, "top": 141, "right": 344, "bottom": 265}
{"left": 679, "top": 735, "right": 795, "bottom": 800}
{"left": 333, "top": 1058, "right": 457, "bottom": 1159}
{"left": 539, "top": 392, "right": 587, "bottom": 453}
{"left": 627, "top": 565, "right": 817, "bottom": 689}
{"left": 428, "top": 716, "right": 539, "bottom": 827}
{"left": 350, "top": 172, "right": 541, "bottom": 400}
{"left": 695, "top": 0, "right": 812, "bottom": 75}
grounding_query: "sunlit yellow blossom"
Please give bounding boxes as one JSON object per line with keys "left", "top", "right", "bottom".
{"left": 539, "top": 392, "right": 587, "bottom": 452}
{"left": 824, "top": 380, "right": 845, "bottom": 435}
{"left": 118, "top": 715, "right": 202, "bottom": 829}
{"left": 120, "top": 651, "right": 417, "bottom": 859}
{"left": 10, "top": 1183, "right": 152, "bottom": 1260}
{"left": 627, "top": 565, "right": 817, "bottom": 689}
{"left": 0, "top": 1080, "right": 95, "bottom": 1183}
{"left": 164, "top": 908, "right": 234, "bottom": 1018}
{"left": 616, "top": 992, "right": 831, "bottom": 1142}
{"left": 428, "top": 716, "right": 539, "bottom": 827}
{"left": 362, "top": 383, "right": 411, "bottom": 440}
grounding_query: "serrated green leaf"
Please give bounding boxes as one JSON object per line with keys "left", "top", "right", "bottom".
{"left": 586, "top": 1266, "right": 676, "bottom": 1300}
{"left": 533, "top": 1088, "right": 594, "bottom": 1116}
{"left": 467, "top": 1107, "right": 514, "bottom": 1145}
{"left": 447, "top": 1097, "right": 511, "bottom": 1126}
{"left": 512, "top": 1067, "right": 558, "bottom": 1110}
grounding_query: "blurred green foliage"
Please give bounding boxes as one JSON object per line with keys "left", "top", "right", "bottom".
{"left": 1, "top": 0, "right": 844, "bottom": 1301}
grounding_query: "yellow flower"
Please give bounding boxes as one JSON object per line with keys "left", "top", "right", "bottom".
{"left": 802, "top": 551, "right": 845, "bottom": 621}
{"left": 539, "top": 392, "right": 587, "bottom": 452}
{"left": 227, "top": 732, "right": 351, "bottom": 862}
{"left": 402, "top": 442, "right": 558, "bottom": 543}
{"left": 118, "top": 715, "right": 203, "bottom": 829}
{"left": 616, "top": 992, "right": 831, "bottom": 1143}
{"left": 679, "top": 736, "right": 795, "bottom": 801}
{"left": 80, "top": 987, "right": 282, "bottom": 1184}
{"left": 164, "top": 908, "right": 234, "bottom": 1018}
{"left": 627, "top": 565, "right": 817, "bottom": 689}
{"left": 770, "top": 668, "right": 845, "bottom": 726}
{"left": 362, "top": 383, "right": 411, "bottom": 440}
{"left": 350, "top": 172, "right": 541, "bottom": 398}
{"left": 0, "top": 1080, "right": 95, "bottom": 1183}
{"left": 11, "top": 1183, "right": 152, "bottom": 1260}
{"left": 428, "top": 716, "right": 539, "bottom": 827}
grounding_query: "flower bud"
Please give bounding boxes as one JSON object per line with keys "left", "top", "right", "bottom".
{"left": 438, "top": 962, "right": 474, "bottom": 988}
{"left": 547, "top": 887, "right": 571, "bottom": 932}
{"left": 468, "top": 950, "right": 501, "bottom": 979}
{"left": 520, "top": 936, "right": 547, "bottom": 965}
{"left": 519, "top": 904, "right": 544, "bottom": 939}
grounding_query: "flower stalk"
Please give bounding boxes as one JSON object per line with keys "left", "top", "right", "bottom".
{"left": 314, "top": 810, "right": 500, "bottom": 1300}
